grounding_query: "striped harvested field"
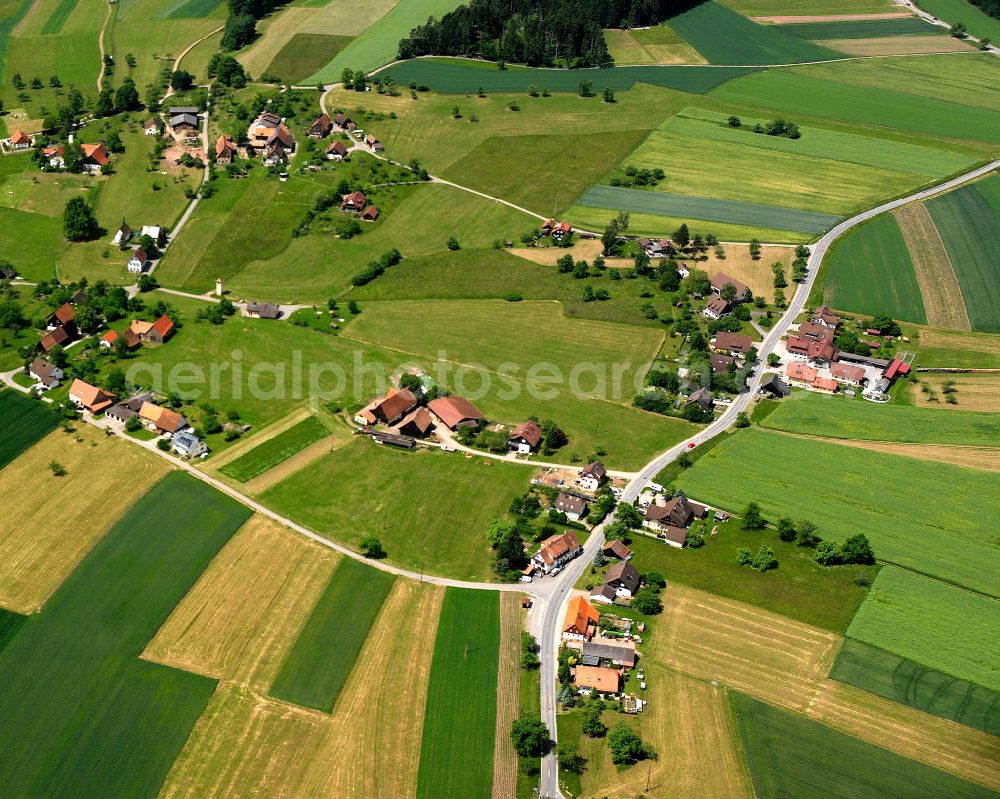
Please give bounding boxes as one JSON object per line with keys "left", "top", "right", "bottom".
{"left": 824, "top": 35, "right": 975, "bottom": 55}
{"left": 492, "top": 593, "right": 520, "bottom": 799}
{"left": 914, "top": 372, "right": 1000, "bottom": 412}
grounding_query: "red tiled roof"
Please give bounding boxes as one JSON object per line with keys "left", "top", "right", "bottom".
{"left": 510, "top": 420, "right": 542, "bottom": 448}
{"left": 10, "top": 130, "right": 31, "bottom": 145}
{"left": 563, "top": 596, "right": 599, "bottom": 635}
{"left": 51, "top": 302, "right": 74, "bottom": 325}
{"left": 428, "top": 395, "right": 483, "bottom": 429}
{"left": 82, "top": 143, "right": 109, "bottom": 165}
{"left": 150, "top": 314, "right": 174, "bottom": 338}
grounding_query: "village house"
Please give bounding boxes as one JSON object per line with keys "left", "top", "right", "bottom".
{"left": 127, "top": 248, "right": 149, "bottom": 273}
{"left": 339, "top": 191, "right": 367, "bottom": 213}
{"left": 28, "top": 358, "right": 63, "bottom": 390}
{"left": 139, "top": 401, "right": 188, "bottom": 435}
{"left": 326, "top": 140, "right": 347, "bottom": 160}
{"left": 170, "top": 112, "right": 199, "bottom": 136}
{"left": 353, "top": 398, "right": 380, "bottom": 425}
{"left": 38, "top": 326, "right": 70, "bottom": 353}
{"left": 333, "top": 113, "right": 354, "bottom": 130}
{"left": 638, "top": 238, "right": 674, "bottom": 258}
{"left": 686, "top": 387, "right": 714, "bottom": 414}
{"left": 831, "top": 362, "right": 865, "bottom": 387}
{"left": 786, "top": 362, "right": 839, "bottom": 394}
{"left": 540, "top": 219, "right": 572, "bottom": 240}
{"left": 47, "top": 302, "right": 76, "bottom": 333}
{"left": 578, "top": 461, "right": 607, "bottom": 492}
{"left": 811, "top": 305, "right": 840, "bottom": 328}
{"left": 99, "top": 327, "right": 141, "bottom": 351}
{"left": 144, "top": 118, "right": 161, "bottom": 136}
{"left": 574, "top": 665, "right": 621, "bottom": 695}
{"left": 553, "top": 492, "right": 587, "bottom": 521}
{"left": 428, "top": 395, "right": 484, "bottom": 430}
{"left": 395, "top": 406, "right": 434, "bottom": 438}
{"left": 364, "top": 133, "right": 383, "bottom": 152}
{"left": 42, "top": 144, "right": 65, "bottom": 168}
{"left": 105, "top": 391, "right": 154, "bottom": 424}
{"left": 562, "top": 595, "right": 600, "bottom": 641}
{"left": 582, "top": 638, "right": 636, "bottom": 669}
{"left": 601, "top": 540, "right": 632, "bottom": 560}
{"left": 796, "top": 321, "right": 835, "bottom": 342}
{"left": 710, "top": 353, "right": 735, "bottom": 374}
{"left": 215, "top": 134, "right": 237, "bottom": 165}
{"left": 372, "top": 388, "right": 418, "bottom": 425}
{"left": 604, "top": 561, "right": 641, "bottom": 598}
{"left": 141, "top": 225, "right": 162, "bottom": 242}
{"left": 713, "top": 331, "right": 753, "bottom": 359}
{"left": 643, "top": 493, "right": 706, "bottom": 531}
{"left": 360, "top": 205, "right": 379, "bottom": 222}
{"left": 308, "top": 113, "right": 332, "bottom": 138}
{"left": 112, "top": 220, "right": 132, "bottom": 246}
{"left": 590, "top": 583, "right": 617, "bottom": 605}
{"left": 81, "top": 143, "right": 110, "bottom": 172}
{"left": 69, "top": 379, "right": 115, "bottom": 415}
{"left": 759, "top": 373, "right": 790, "bottom": 398}
{"left": 532, "top": 531, "right": 582, "bottom": 575}
{"left": 172, "top": 431, "right": 208, "bottom": 458}
{"left": 702, "top": 295, "right": 730, "bottom": 320}
{"left": 130, "top": 314, "right": 174, "bottom": 345}
{"left": 7, "top": 130, "right": 33, "bottom": 150}
{"left": 710, "top": 272, "right": 751, "bottom": 302}
{"left": 508, "top": 420, "right": 542, "bottom": 454}
{"left": 676, "top": 263, "right": 690, "bottom": 279}
{"left": 661, "top": 525, "right": 688, "bottom": 548}
{"left": 245, "top": 301, "right": 280, "bottom": 319}
{"left": 169, "top": 106, "right": 199, "bottom": 117}
{"left": 785, "top": 335, "right": 838, "bottom": 367}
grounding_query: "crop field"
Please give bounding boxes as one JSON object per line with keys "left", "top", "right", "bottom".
{"left": 831, "top": 638, "right": 1000, "bottom": 736}
{"left": 914, "top": 372, "right": 1000, "bottom": 412}
{"left": 761, "top": 392, "right": 1000, "bottom": 446}
{"left": 492, "top": 593, "right": 519, "bottom": 799}
{"left": 823, "top": 214, "right": 927, "bottom": 323}
{"left": 270, "top": 558, "right": 396, "bottom": 712}
{"left": 307, "top": 0, "right": 462, "bottom": 81}
{"left": 417, "top": 588, "right": 499, "bottom": 799}
{"left": 578, "top": 183, "right": 840, "bottom": 234}
{"left": 673, "top": 428, "right": 1000, "bottom": 596}
{"left": 915, "top": 0, "right": 1000, "bottom": 42}
{"left": 342, "top": 299, "right": 697, "bottom": 467}
{"left": 845, "top": 567, "right": 1000, "bottom": 692}
{"left": 0, "top": 608, "right": 25, "bottom": 654}
{"left": 667, "top": 0, "right": 841, "bottom": 63}
{"left": 220, "top": 416, "right": 331, "bottom": 483}
{"left": 711, "top": 70, "right": 1000, "bottom": 143}
{"left": 821, "top": 35, "right": 974, "bottom": 56}
{"left": 774, "top": 16, "right": 942, "bottom": 38}
{"left": 0, "top": 390, "right": 59, "bottom": 469}
{"left": 605, "top": 24, "right": 707, "bottom": 64}
{"left": 916, "top": 327, "right": 1000, "bottom": 369}
{"left": 662, "top": 107, "right": 975, "bottom": 179}
{"left": 265, "top": 32, "right": 351, "bottom": 81}
{"left": 732, "top": 693, "right": 999, "bottom": 799}
{"left": 0, "top": 425, "right": 168, "bottom": 614}
{"left": 927, "top": 177, "right": 1000, "bottom": 332}
{"left": 719, "top": 0, "right": 897, "bottom": 14}
{"left": 651, "top": 583, "right": 1000, "bottom": 788}
{"left": 0, "top": 472, "right": 250, "bottom": 798}
{"left": 261, "top": 442, "right": 529, "bottom": 580}
{"left": 378, "top": 59, "right": 761, "bottom": 94}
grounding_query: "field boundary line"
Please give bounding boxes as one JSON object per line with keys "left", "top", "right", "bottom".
{"left": 243, "top": 432, "right": 349, "bottom": 493}
{"left": 206, "top": 407, "right": 313, "bottom": 469}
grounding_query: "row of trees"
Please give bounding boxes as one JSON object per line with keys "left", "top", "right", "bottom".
{"left": 741, "top": 501, "right": 876, "bottom": 568}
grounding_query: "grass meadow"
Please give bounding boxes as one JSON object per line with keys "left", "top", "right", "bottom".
{"left": 260, "top": 442, "right": 529, "bottom": 580}
{"left": 914, "top": 0, "right": 1000, "bottom": 42}
{"left": 0, "top": 608, "right": 26, "bottom": 654}
{"left": 416, "top": 588, "right": 500, "bottom": 799}
{"left": 914, "top": 327, "right": 1000, "bottom": 369}
{"left": 732, "top": 692, "right": 999, "bottom": 799}
{"left": 761, "top": 391, "right": 1000, "bottom": 445}
{"left": 719, "top": 0, "right": 896, "bottom": 12}
{"left": 0, "top": 390, "right": 60, "bottom": 468}
{"left": 219, "top": 416, "right": 330, "bottom": 482}
{"left": 926, "top": 177, "right": 1000, "bottom": 332}
{"left": 666, "top": 0, "right": 842, "bottom": 63}
{"left": 831, "top": 638, "right": 1000, "bottom": 737}
{"left": 823, "top": 214, "right": 927, "bottom": 323}
{"left": 269, "top": 557, "right": 395, "bottom": 712}
{"left": 845, "top": 567, "right": 1000, "bottom": 692}
{"left": 265, "top": 32, "right": 351, "bottom": 82}
{"left": 672, "top": 428, "right": 1000, "bottom": 596}
{"left": 0, "top": 472, "right": 250, "bottom": 798}
{"left": 774, "top": 18, "right": 944, "bottom": 39}
{"left": 604, "top": 24, "right": 706, "bottom": 64}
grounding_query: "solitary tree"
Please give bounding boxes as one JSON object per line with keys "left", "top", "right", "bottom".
{"left": 607, "top": 721, "right": 655, "bottom": 765}
{"left": 741, "top": 501, "right": 766, "bottom": 531}
{"left": 359, "top": 536, "right": 386, "bottom": 558}
{"left": 581, "top": 703, "right": 607, "bottom": 737}
{"left": 510, "top": 716, "right": 550, "bottom": 758}
{"left": 63, "top": 197, "right": 99, "bottom": 241}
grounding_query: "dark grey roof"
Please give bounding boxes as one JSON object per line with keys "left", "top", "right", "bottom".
{"left": 170, "top": 113, "right": 199, "bottom": 127}
{"left": 169, "top": 106, "right": 199, "bottom": 115}
{"left": 582, "top": 639, "right": 636, "bottom": 665}
{"left": 760, "top": 374, "right": 790, "bottom": 397}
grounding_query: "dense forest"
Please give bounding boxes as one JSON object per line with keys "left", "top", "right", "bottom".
{"left": 968, "top": 0, "right": 1000, "bottom": 21}
{"left": 398, "top": 0, "right": 699, "bottom": 67}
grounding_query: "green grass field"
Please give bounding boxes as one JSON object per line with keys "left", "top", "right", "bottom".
{"left": 307, "top": 0, "right": 465, "bottom": 81}
{"left": 260, "top": 442, "right": 530, "bottom": 580}
{"left": 219, "top": 416, "right": 330, "bottom": 482}
{"left": 162, "top": 0, "right": 224, "bottom": 17}
{"left": 269, "top": 557, "right": 395, "bottom": 712}
{"left": 711, "top": 69, "right": 1000, "bottom": 143}
{"left": 578, "top": 183, "right": 840, "bottom": 234}
{"left": 0, "top": 471, "right": 250, "bottom": 798}
{"left": 40, "top": 0, "right": 82, "bottom": 34}
{"left": 376, "top": 59, "right": 761, "bottom": 94}
{"left": 731, "top": 692, "right": 999, "bottom": 799}
{"left": 831, "top": 638, "right": 1000, "bottom": 736}
{"left": 845, "top": 566, "right": 1000, "bottom": 692}
{"left": 672, "top": 428, "right": 1000, "bottom": 596}
{"left": 627, "top": 527, "right": 874, "bottom": 633}
{"left": 0, "top": 390, "right": 60, "bottom": 469}
{"left": 0, "top": 0, "right": 33, "bottom": 100}
{"left": 915, "top": 0, "right": 1000, "bottom": 42}
{"left": 667, "top": 0, "right": 841, "bottom": 63}
{"left": 926, "top": 177, "right": 1000, "bottom": 332}
{"left": 721, "top": 0, "right": 896, "bottom": 12}
{"left": 416, "top": 588, "right": 500, "bottom": 799}
{"left": 265, "top": 32, "right": 351, "bottom": 82}
{"left": 823, "top": 214, "right": 927, "bottom": 323}
{"left": 0, "top": 608, "right": 26, "bottom": 655}
{"left": 774, "top": 17, "right": 943, "bottom": 39}
{"left": 761, "top": 392, "right": 1000, "bottom": 445}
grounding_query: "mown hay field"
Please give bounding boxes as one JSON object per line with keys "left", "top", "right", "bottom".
{"left": 915, "top": 0, "right": 1000, "bottom": 42}
{"left": 0, "top": 390, "right": 59, "bottom": 468}
{"left": 732, "top": 692, "right": 1000, "bottom": 799}
{"left": 823, "top": 213, "right": 927, "bottom": 323}
{"left": 821, "top": 35, "right": 975, "bottom": 56}
{"left": 761, "top": 391, "right": 1000, "bottom": 446}
{"left": 915, "top": 327, "right": 1000, "bottom": 369}
{"left": 220, "top": 416, "right": 331, "bottom": 483}
{"left": 913, "top": 372, "right": 1000, "bottom": 412}
{"left": 0, "top": 472, "right": 249, "bottom": 798}
{"left": 269, "top": 557, "right": 396, "bottom": 712}
{"left": 0, "top": 424, "right": 168, "bottom": 613}
{"left": 604, "top": 24, "right": 707, "bottom": 64}
{"left": 417, "top": 588, "right": 500, "bottom": 799}
{"left": 845, "top": 567, "right": 1000, "bottom": 692}
{"left": 492, "top": 593, "right": 520, "bottom": 799}
{"left": 831, "top": 638, "right": 1000, "bottom": 737}
{"left": 773, "top": 17, "right": 942, "bottom": 38}
{"left": 720, "top": 0, "right": 896, "bottom": 14}
{"left": 673, "top": 428, "right": 1000, "bottom": 596}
